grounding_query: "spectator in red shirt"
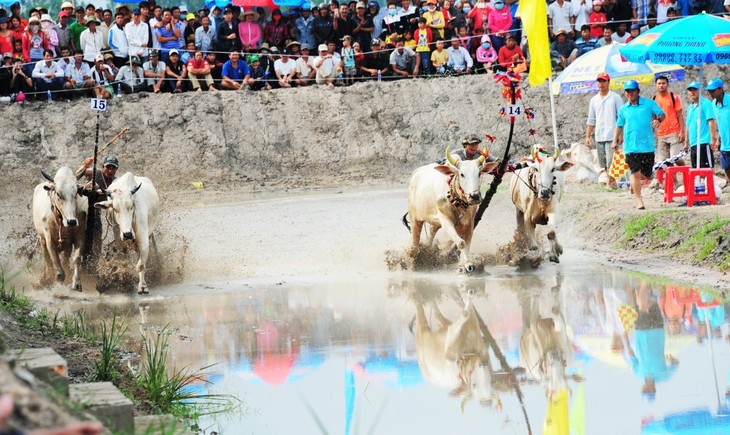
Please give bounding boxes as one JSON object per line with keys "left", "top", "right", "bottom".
{"left": 187, "top": 50, "right": 217, "bottom": 91}
{"left": 496, "top": 33, "right": 524, "bottom": 72}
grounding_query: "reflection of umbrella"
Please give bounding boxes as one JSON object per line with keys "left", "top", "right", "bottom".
{"left": 642, "top": 408, "right": 730, "bottom": 434}
{"left": 253, "top": 352, "right": 296, "bottom": 385}
{"left": 551, "top": 44, "right": 685, "bottom": 95}
{"left": 574, "top": 335, "right": 628, "bottom": 368}
{"left": 350, "top": 355, "right": 423, "bottom": 388}
{"left": 621, "top": 13, "right": 730, "bottom": 167}
{"left": 233, "top": 0, "right": 277, "bottom": 8}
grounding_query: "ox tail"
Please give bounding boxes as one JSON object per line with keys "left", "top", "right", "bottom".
{"left": 402, "top": 212, "right": 411, "bottom": 231}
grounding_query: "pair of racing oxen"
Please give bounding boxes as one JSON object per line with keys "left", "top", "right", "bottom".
{"left": 31, "top": 167, "right": 159, "bottom": 294}
{"left": 405, "top": 144, "right": 574, "bottom": 272}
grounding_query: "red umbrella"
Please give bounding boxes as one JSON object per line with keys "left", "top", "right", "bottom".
{"left": 232, "top": 0, "right": 277, "bottom": 9}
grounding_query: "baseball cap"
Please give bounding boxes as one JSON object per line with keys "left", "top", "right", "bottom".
{"left": 2, "top": 52, "right": 12, "bottom": 59}
{"left": 61, "top": 1, "right": 74, "bottom": 9}
{"left": 186, "top": 12, "right": 195, "bottom": 20}
{"left": 371, "top": 38, "right": 381, "bottom": 46}
{"left": 132, "top": 8, "right": 141, "bottom": 15}
{"left": 706, "top": 77, "right": 723, "bottom": 91}
{"left": 58, "top": 11, "right": 70, "bottom": 18}
{"left": 463, "top": 134, "right": 482, "bottom": 145}
{"left": 318, "top": 43, "right": 328, "bottom": 52}
{"left": 0, "top": 17, "right": 8, "bottom": 24}
{"left": 94, "top": 53, "right": 104, "bottom": 63}
{"left": 623, "top": 79, "right": 639, "bottom": 90}
{"left": 301, "top": 43, "right": 311, "bottom": 50}
{"left": 148, "top": 49, "right": 159, "bottom": 57}
{"left": 169, "top": 48, "right": 179, "bottom": 56}
{"left": 103, "top": 156, "right": 119, "bottom": 168}
{"left": 596, "top": 72, "right": 610, "bottom": 81}
{"left": 686, "top": 81, "right": 700, "bottom": 90}
{"left": 249, "top": 54, "right": 260, "bottom": 62}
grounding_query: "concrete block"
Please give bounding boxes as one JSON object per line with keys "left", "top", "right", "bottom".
{"left": 135, "top": 414, "right": 188, "bottom": 434}
{"left": 70, "top": 382, "right": 134, "bottom": 434}
{"left": 7, "top": 347, "right": 68, "bottom": 396}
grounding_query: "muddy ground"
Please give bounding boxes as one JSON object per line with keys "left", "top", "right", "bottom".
{"left": 2, "top": 71, "right": 730, "bottom": 431}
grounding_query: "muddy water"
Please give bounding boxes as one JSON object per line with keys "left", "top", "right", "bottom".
{"left": 23, "top": 189, "right": 730, "bottom": 434}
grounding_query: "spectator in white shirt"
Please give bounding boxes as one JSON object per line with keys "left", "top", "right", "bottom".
{"left": 64, "top": 50, "right": 95, "bottom": 94}
{"left": 294, "top": 43, "right": 316, "bottom": 86}
{"left": 117, "top": 56, "right": 147, "bottom": 93}
{"left": 32, "top": 50, "right": 65, "bottom": 97}
{"left": 446, "top": 36, "right": 473, "bottom": 74}
{"left": 125, "top": 8, "right": 150, "bottom": 63}
{"left": 142, "top": 49, "right": 166, "bottom": 93}
{"left": 194, "top": 16, "right": 215, "bottom": 52}
{"left": 80, "top": 15, "right": 105, "bottom": 65}
{"left": 274, "top": 50, "right": 296, "bottom": 88}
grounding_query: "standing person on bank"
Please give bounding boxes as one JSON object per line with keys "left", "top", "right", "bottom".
{"left": 653, "top": 75, "right": 685, "bottom": 169}
{"left": 586, "top": 71, "right": 623, "bottom": 189}
{"left": 612, "top": 79, "right": 665, "bottom": 210}
{"left": 706, "top": 78, "right": 730, "bottom": 184}
{"left": 684, "top": 81, "right": 718, "bottom": 169}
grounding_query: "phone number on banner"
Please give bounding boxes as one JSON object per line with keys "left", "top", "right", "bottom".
{"left": 650, "top": 52, "right": 704, "bottom": 64}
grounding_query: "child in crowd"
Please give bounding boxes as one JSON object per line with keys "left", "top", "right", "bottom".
{"left": 458, "top": 26, "right": 470, "bottom": 51}
{"left": 403, "top": 29, "right": 416, "bottom": 50}
{"left": 341, "top": 35, "right": 356, "bottom": 85}
{"left": 475, "top": 34, "right": 497, "bottom": 73}
{"left": 413, "top": 17, "right": 432, "bottom": 77}
{"left": 431, "top": 39, "right": 449, "bottom": 74}
{"left": 589, "top": 0, "right": 606, "bottom": 39}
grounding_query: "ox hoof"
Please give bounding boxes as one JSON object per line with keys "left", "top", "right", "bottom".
{"left": 72, "top": 284, "right": 82, "bottom": 292}
{"left": 460, "top": 263, "right": 476, "bottom": 274}
{"left": 138, "top": 287, "right": 149, "bottom": 295}
{"left": 548, "top": 255, "right": 560, "bottom": 264}
{"left": 55, "top": 273, "right": 65, "bottom": 282}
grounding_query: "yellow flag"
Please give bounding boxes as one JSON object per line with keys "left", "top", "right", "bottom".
{"left": 518, "top": 0, "right": 552, "bottom": 87}
{"left": 544, "top": 388, "right": 569, "bottom": 435}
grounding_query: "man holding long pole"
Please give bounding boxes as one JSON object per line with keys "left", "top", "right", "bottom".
{"left": 684, "top": 81, "right": 718, "bottom": 169}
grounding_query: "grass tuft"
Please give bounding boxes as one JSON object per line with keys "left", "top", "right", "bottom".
{"left": 621, "top": 213, "right": 655, "bottom": 243}
{"left": 93, "top": 309, "right": 127, "bottom": 382}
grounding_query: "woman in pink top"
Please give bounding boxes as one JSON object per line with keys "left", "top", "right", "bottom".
{"left": 487, "top": 0, "right": 511, "bottom": 52}
{"left": 238, "top": 10, "right": 261, "bottom": 53}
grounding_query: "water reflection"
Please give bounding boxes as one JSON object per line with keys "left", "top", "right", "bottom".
{"left": 54, "top": 270, "right": 730, "bottom": 434}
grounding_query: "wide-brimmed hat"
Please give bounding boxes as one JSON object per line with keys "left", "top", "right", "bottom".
{"left": 286, "top": 40, "right": 301, "bottom": 49}
{"left": 86, "top": 15, "right": 100, "bottom": 25}
{"left": 129, "top": 56, "right": 141, "bottom": 64}
{"left": 148, "top": 49, "right": 159, "bottom": 57}
{"left": 40, "top": 14, "right": 53, "bottom": 22}
{"left": 260, "top": 42, "right": 271, "bottom": 52}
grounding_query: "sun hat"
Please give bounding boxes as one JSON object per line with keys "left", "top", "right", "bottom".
{"left": 40, "top": 14, "right": 53, "bottom": 22}
{"left": 86, "top": 15, "right": 100, "bottom": 25}
{"left": 623, "top": 79, "right": 639, "bottom": 90}
{"left": 706, "top": 77, "right": 723, "bottom": 91}
{"left": 596, "top": 71, "right": 610, "bottom": 81}
{"left": 103, "top": 52, "right": 113, "bottom": 60}
{"left": 61, "top": 1, "right": 74, "bottom": 9}
{"left": 356, "top": 1, "right": 366, "bottom": 7}
{"left": 686, "top": 81, "right": 700, "bottom": 90}
{"left": 130, "top": 56, "right": 141, "bottom": 64}
{"left": 463, "top": 134, "right": 482, "bottom": 145}
{"left": 555, "top": 28, "right": 567, "bottom": 36}
{"left": 148, "top": 49, "right": 159, "bottom": 57}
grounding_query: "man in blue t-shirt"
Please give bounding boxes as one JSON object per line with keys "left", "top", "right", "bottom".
{"left": 706, "top": 78, "right": 730, "bottom": 183}
{"left": 220, "top": 51, "right": 250, "bottom": 90}
{"left": 612, "top": 79, "right": 665, "bottom": 210}
{"left": 684, "top": 81, "right": 718, "bottom": 169}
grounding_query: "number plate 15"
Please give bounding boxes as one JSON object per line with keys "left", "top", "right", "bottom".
{"left": 90, "top": 98, "right": 107, "bottom": 112}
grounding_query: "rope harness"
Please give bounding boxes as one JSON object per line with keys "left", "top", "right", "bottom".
{"left": 447, "top": 175, "right": 471, "bottom": 209}
{"left": 48, "top": 189, "right": 70, "bottom": 248}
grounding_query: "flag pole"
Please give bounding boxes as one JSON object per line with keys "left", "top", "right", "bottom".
{"left": 548, "top": 76, "right": 559, "bottom": 149}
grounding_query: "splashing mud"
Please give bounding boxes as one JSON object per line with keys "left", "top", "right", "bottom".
{"left": 496, "top": 230, "right": 543, "bottom": 269}
{"left": 384, "top": 245, "right": 495, "bottom": 274}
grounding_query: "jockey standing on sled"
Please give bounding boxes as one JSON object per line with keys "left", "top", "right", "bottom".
{"left": 80, "top": 155, "right": 119, "bottom": 264}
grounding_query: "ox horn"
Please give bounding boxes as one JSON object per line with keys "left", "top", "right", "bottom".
{"left": 445, "top": 146, "right": 459, "bottom": 168}
{"left": 553, "top": 147, "right": 560, "bottom": 160}
{"left": 531, "top": 146, "right": 537, "bottom": 160}
{"left": 41, "top": 170, "right": 54, "bottom": 182}
{"left": 130, "top": 183, "right": 142, "bottom": 195}
{"left": 75, "top": 169, "right": 85, "bottom": 180}
{"left": 476, "top": 145, "right": 489, "bottom": 165}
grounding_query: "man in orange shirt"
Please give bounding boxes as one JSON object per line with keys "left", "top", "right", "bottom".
{"left": 654, "top": 75, "right": 685, "bottom": 166}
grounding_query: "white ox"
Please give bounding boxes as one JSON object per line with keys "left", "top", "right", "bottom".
{"left": 414, "top": 299, "right": 500, "bottom": 410}
{"left": 32, "top": 167, "right": 87, "bottom": 291}
{"left": 509, "top": 146, "right": 573, "bottom": 263}
{"left": 95, "top": 172, "right": 159, "bottom": 295}
{"left": 405, "top": 147, "right": 498, "bottom": 272}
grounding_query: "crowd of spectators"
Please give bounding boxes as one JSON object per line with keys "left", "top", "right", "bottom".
{"left": 0, "top": 0, "right": 725, "bottom": 100}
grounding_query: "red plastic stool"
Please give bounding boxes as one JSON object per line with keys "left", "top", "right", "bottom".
{"left": 686, "top": 168, "right": 717, "bottom": 207}
{"left": 663, "top": 166, "right": 690, "bottom": 203}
